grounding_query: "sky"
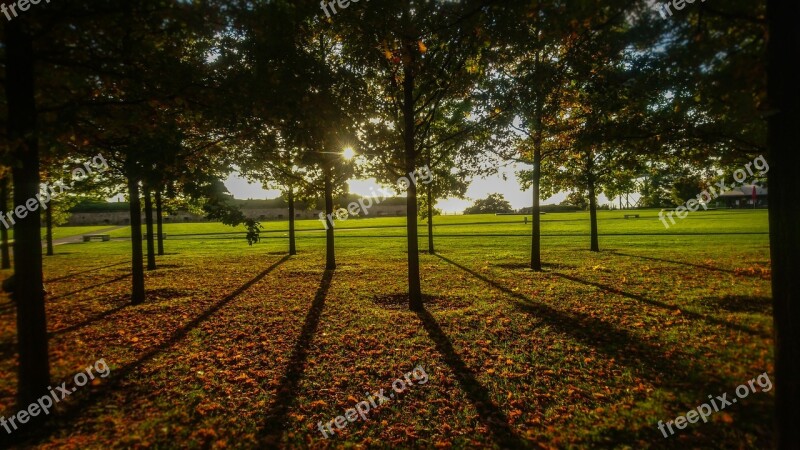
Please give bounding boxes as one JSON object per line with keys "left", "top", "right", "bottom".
{"left": 223, "top": 163, "right": 615, "bottom": 213}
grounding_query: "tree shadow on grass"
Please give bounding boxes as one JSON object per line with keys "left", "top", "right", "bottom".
{"left": 48, "top": 303, "right": 130, "bottom": 338}
{"left": 0, "top": 341, "right": 14, "bottom": 361}
{"left": 259, "top": 270, "right": 333, "bottom": 445}
{"left": 434, "top": 254, "right": 775, "bottom": 446}
{"left": 433, "top": 254, "right": 737, "bottom": 398}
{"left": 414, "top": 306, "right": 530, "bottom": 449}
{"left": 699, "top": 295, "right": 772, "bottom": 314}
{"left": 47, "top": 274, "right": 131, "bottom": 301}
{"left": 607, "top": 250, "right": 738, "bottom": 275}
{"left": 494, "top": 262, "right": 577, "bottom": 271}
{"left": 44, "top": 260, "right": 128, "bottom": 283}
{"left": 372, "top": 292, "right": 471, "bottom": 311}
{"left": 549, "top": 272, "right": 769, "bottom": 338}
{"left": 1, "top": 255, "right": 290, "bottom": 448}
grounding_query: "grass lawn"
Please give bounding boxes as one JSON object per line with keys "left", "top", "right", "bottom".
{"left": 0, "top": 211, "right": 773, "bottom": 448}
{"left": 2, "top": 226, "right": 121, "bottom": 243}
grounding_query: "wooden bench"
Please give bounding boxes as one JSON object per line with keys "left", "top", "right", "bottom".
{"left": 83, "top": 234, "right": 111, "bottom": 242}
{"left": 623, "top": 214, "right": 640, "bottom": 219}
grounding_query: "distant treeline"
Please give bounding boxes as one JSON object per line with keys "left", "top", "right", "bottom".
{"left": 70, "top": 194, "right": 408, "bottom": 213}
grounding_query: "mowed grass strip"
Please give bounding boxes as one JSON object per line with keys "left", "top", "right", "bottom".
{"left": 0, "top": 211, "right": 772, "bottom": 448}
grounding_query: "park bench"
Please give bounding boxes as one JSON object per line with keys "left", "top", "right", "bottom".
{"left": 83, "top": 234, "right": 111, "bottom": 242}
{"left": 624, "top": 214, "right": 640, "bottom": 219}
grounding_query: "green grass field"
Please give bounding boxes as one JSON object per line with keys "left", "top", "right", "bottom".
{"left": 0, "top": 210, "right": 773, "bottom": 448}
{"left": 2, "top": 225, "right": 116, "bottom": 242}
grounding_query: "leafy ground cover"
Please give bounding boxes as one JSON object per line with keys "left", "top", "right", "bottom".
{"left": 0, "top": 211, "right": 772, "bottom": 448}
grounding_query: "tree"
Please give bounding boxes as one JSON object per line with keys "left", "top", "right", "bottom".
{"left": 560, "top": 191, "right": 588, "bottom": 210}
{"left": 538, "top": 0, "right": 659, "bottom": 252}
{"left": 337, "top": 0, "right": 493, "bottom": 309}
{"left": 228, "top": 0, "right": 361, "bottom": 267}
{"left": 0, "top": 174, "right": 11, "bottom": 269}
{"left": 490, "top": 1, "right": 594, "bottom": 270}
{"left": 3, "top": 16, "right": 51, "bottom": 409}
{"left": 767, "top": 0, "right": 800, "bottom": 446}
{"left": 670, "top": 174, "right": 706, "bottom": 207}
{"left": 415, "top": 98, "right": 491, "bottom": 254}
{"left": 239, "top": 133, "right": 310, "bottom": 257}
{"left": 464, "top": 193, "right": 513, "bottom": 214}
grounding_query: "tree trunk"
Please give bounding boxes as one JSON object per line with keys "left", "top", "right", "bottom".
{"left": 530, "top": 143, "right": 542, "bottom": 271}
{"left": 767, "top": 0, "right": 800, "bottom": 446}
{"left": 1, "top": 177, "right": 11, "bottom": 270}
{"left": 587, "top": 150, "right": 599, "bottom": 252}
{"left": 45, "top": 201, "right": 54, "bottom": 256}
{"left": 288, "top": 186, "right": 297, "bottom": 256}
{"left": 402, "top": 41, "right": 423, "bottom": 311}
{"left": 4, "top": 20, "right": 51, "bottom": 407}
{"left": 127, "top": 175, "right": 145, "bottom": 305}
{"left": 323, "top": 164, "right": 336, "bottom": 270}
{"left": 588, "top": 182, "right": 599, "bottom": 252}
{"left": 155, "top": 188, "right": 164, "bottom": 256}
{"left": 143, "top": 185, "right": 156, "bottom": 271}
{"left": 530, "top": 51, "right": 544, "bottom": 271}
{"left": 426, "top": 184, "right": 435, "bottom": 255}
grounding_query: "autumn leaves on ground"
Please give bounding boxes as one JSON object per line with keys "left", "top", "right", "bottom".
{"left": 0, "top": 212, "right": 773, "bottom": 448}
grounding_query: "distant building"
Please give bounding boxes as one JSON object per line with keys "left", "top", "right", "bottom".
{"left": 713, "top": 184, "right": 768, "bottom": 208}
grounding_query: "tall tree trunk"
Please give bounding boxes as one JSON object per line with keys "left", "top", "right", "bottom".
{"left": 767, "top": 0, "right": 800, "bottom": 446}
{"left": 155, "top": 188, "right": 164, "bottom": 256}
{"left": 402, "top": 41, "right": 423, "bottom": 311}
{"left": 127, "top": 175, "right": 145, "bottom": 305}
{"left": 45, "top": 201, "right": 54, "bottom": 256}
{"left": 288, "top": 186, "right": 297, "bottom": 256}
{"left": 1, "top": 177, "right": 11, "bottom": 270}
{"left": 4, "top": 20, "right": 51, "bottom": 407}
{"left": 323, "top": 164, "right": 336, "bottom": 270}
{"left": 426, "top": 184, "right": 435, "bottom": 255}
{"left": 144, "top": 185, "right": 156, "bottom": 271}
{"left": 530, "top": 145, "right": 542, "bottom": 270}
{"left": 587, "top": 150, "right": 599, "bottom": 252}
{"left": 530, "top": 51, "right": 544, "bottom": 271}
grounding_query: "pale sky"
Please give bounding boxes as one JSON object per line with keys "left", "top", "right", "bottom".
{"left": 224, "top": 163, "right": 614, "bottom": 213}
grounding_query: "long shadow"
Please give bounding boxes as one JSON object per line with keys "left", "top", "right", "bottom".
{"left": 701, "top": 294, "right": 772, "bottom": 314}
{"left": 415, "top": 307, "right": 529, "bottom": 449}
{"left": 258, "top": 270, "right": 333, "bottom": 443}
{"left": 47, "top": 303, "right": 130, "bottom": 338}
{"left": 0, "top": 341, "right": 14, "bottom": 361}
{"left": 47, "top": 274, "right": 131, "bottom": 301}
{"left": 44, "top": 260, "right": 129, "bottom": 283}
{"left": 1, "top": 256, "right": 290, "bottom": 448}
{"left": 550, "top": 272, "right": 769, "bottom": 338}
{"left": 433, "top": 254, "right": 735, "bottom": 396}
{"left": 607, "top": 250, "right": 739, "bottom": 275}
